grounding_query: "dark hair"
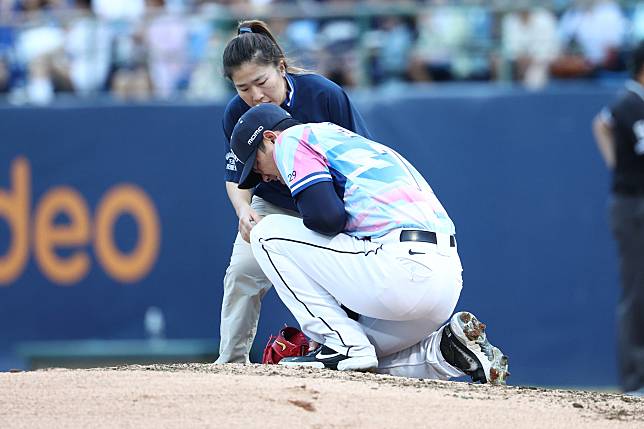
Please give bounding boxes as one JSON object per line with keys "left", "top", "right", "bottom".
{"left": 222, "top": 20, "right": 306, "bottom": 80}
{"left": 631, "top": 40, "right": 644, "bottom": 79}
{"left": 273, "top": 118, "right": 302, "bottom": 132}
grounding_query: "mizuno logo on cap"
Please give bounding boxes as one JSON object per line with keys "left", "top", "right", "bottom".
{"left": 248, "top": 126, "right": 264, "bottom": 145}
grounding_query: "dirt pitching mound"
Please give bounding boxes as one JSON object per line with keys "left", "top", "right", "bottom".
{"left": 1, "top": 363, "right": 643, "bottom": 428}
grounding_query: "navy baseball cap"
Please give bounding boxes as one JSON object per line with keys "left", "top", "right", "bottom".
{"left": 231, "top": 103, "right": 292, "bottom": 189}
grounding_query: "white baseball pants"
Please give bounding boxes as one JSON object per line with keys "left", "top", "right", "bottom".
{"left": 250, "top": 214, "right": 465, "bottom": 379}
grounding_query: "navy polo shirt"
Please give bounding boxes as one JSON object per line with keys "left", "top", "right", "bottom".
{"left": 601, "top": 80, "right": 644, "bottom": 195}
{"left": 223, "top": 73, "right": 371, "bottom": 211}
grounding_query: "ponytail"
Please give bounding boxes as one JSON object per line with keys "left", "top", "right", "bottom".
{"left": 223, "top": 19, "right": 307, "bottom": 79}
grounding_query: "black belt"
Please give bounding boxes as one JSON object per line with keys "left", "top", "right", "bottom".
{"left": 400, "top": 230, "right": 456, "bottom": 247}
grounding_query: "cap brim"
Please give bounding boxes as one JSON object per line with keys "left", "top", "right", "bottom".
{"left": 237, "top": 147, "right": 261, "bottom": 189}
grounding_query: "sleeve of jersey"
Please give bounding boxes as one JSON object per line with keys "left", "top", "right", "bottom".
{"left": 277, "top": 133, "right": 332, "bottom": 197}
{"left": 222, "top": 115, "right": 243, "bottom": 183}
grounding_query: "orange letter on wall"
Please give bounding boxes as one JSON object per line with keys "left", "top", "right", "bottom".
{"left": 34, "top": 188, "right": 91, "bottom": 285}
{"left": 0, "top": 157, "right": 30, "bottom": 286}
{"left": 94, "top": 184, "right": 160, "bottom": 283}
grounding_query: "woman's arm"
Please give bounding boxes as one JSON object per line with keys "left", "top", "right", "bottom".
{"left": 592, "top": 114, "right": 616, "bottom": 169}
{"left": 226, "top": 182, "right": 262, "bottom": 242}
{"left": 323, "top": 81, "right": 372, "bottom": 139}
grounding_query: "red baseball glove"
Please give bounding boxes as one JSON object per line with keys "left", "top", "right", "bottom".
{"left": 262, "top": 326, "right": 309, "bottom": 364}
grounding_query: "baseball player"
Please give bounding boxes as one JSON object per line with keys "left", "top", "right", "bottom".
{"left": 217, "top": 20, "right": 371, "bottom": 364}
{"left": 230, "top": 103, "right": 509, "bottom": 383}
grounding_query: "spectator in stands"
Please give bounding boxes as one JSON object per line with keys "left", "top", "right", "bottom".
{"left": 3, "top": 0, "right": 640, "bottom": 100}
{"left": 408, "top": 1, "right": 460, "bottom": 82}
{"left": 631, "top": 3, "right": 644, "bottom": 45}
{"left": 316, "top": 1, "right": 360, "bottom": 87}
{"left": 92, "top": 0, "right": 145, "bottom": 22}
{"left": 408, "top": 0, "right": 491, "bottom": 83}
{"left": 552, "top": 0, "right": 627, "bottom": 79}
{"left": 65, "top": 0, "right": 111, "bottom": 96}
{"left": 499, "top": 2, "right": 560, "bottom": 89}
{"left": 109, "top": 28, "right": 152, "bottom": 101}
{"left": 465, "top": 2, "right": 494, "bottom": 81}
{"left": 91, "top": 0, "right": 149, "bottom": 100}
{"left": 184, "top": 5, "right": 229, "bottom": 101}
{"left": 144, "top": 0, "right": 188, "bottom": 99}
{"left": 14, "top": 0, "right": 70, "bottom": 104}
{"left": 0, "top": 0, "right": 17, "bottom": 93}
{"left": 276, "top": 17, "right": 319, "bottom": 71}
{"left": 365, "top": 14, "right": 413, "bottom": 86}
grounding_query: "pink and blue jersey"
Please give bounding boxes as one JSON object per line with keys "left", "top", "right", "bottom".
{"left": 274, "top": 122, "right": 455, "bottom": 238}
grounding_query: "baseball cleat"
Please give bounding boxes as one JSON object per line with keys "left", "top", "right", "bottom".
{"left": 279, "top": 345, "right": 378, "bottom": 371}
{"left": 440, "top": 311, "right": 510, "bottom": 385}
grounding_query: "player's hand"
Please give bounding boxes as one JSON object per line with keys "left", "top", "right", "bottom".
{"left": 239, "top": 206, "right": 262, "bottom": 242}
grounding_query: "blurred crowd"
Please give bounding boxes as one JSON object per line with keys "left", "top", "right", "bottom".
{"left": 0, "top": 0, "right": 642, "bottom": 104}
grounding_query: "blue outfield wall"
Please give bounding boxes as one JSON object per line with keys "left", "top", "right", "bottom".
{"left": 0, "top": 86, "right": 620, "bottom": 387}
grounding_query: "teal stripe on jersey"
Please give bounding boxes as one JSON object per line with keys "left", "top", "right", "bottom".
{"left": 274, "top": 122, "right": 455, "bottom": 238}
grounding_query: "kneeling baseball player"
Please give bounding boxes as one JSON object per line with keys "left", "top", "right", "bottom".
{"left": 230, "top": 104, "right": 509, "bottom": 384}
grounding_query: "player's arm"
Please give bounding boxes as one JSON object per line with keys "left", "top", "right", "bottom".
{"left": 295, "top": 182, "right": 346, "bottom": 235}
{"left": 592, "top": 110, "right": 616, "bottom": 169}
{"left": 279, "top": 128, "right": 345, "bottom": 234}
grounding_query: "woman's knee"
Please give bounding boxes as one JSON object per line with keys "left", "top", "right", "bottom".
{"left": 226, "top": 241, "right": 265, "bottom": 280}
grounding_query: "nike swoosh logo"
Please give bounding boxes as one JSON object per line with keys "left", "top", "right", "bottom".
{"left": 316, "top": 350, "right": 341, "bottom": 360}
{"left": 408, "top": 250, "right": 425, "bottom": 255}
{"left": 275, "top": 340, "right": 287, "bottom": 352}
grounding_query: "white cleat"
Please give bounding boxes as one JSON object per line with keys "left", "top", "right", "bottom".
{"left": 440, "top": 311, "right": 510, "bottom": 385}
{"left": 279, "top": 345, "right": 378, "bottom": 372}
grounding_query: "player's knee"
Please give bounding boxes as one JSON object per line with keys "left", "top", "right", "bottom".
{"left": 250, "top": 214, "right": 286, "bottom": 244}
{"left": 249, "top": 220, "right": 264, "bottom": 247}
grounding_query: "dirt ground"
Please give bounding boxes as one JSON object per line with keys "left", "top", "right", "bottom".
{"left": 1, "top": 363, "right": 643, "bottom": 428}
